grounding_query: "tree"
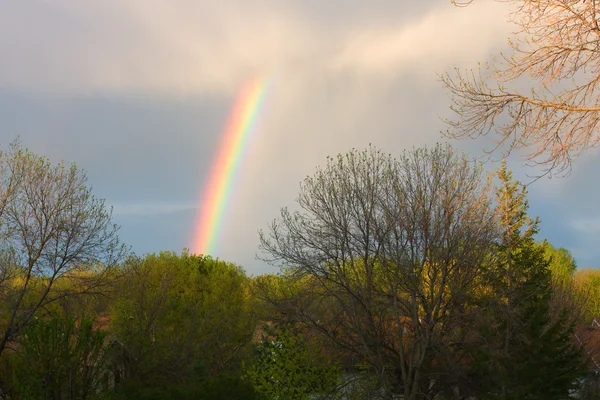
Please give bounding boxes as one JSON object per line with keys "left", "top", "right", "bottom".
{"left": 110, "top": 252, "right": 256, "bottom": 387}
{"left": 0, "top": 140, "right": 125, "bottom": 358}
{"left": 259, "top": 144, "right": 498, "bottom": 399}
{"left": 575, "top": 268, "right": 600, "bottom": 321}
{"left": 538, "top": 241, "right": 577, "bottom": 284}
{"left": 535, "top": 241, "right": 587, "bottom": 329}
{"left": 244, "top": 323, "right": 340, "bottom": 400}
{"left": 468, "top": 162, "right": 585, "bottom": 399}
{"left": 11, "top": 316, "right": 110, "bottom": 400}
{"left": 443, "top": 0, "right": 600, "bottom": 175}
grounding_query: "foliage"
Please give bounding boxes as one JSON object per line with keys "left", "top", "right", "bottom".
{"left": 575, "top": 268, "right": 600, "bottom": 321}
{"left": 537, "top": 241, "right": 577, "bottom": 284}
{"left": 244, "top": 323, "right": 341, "bottom": 400}
{"left": 468, "top": 162, "right": 586, "bottom": 399}
{"left": 509, "top": 269, "right": 586, "bottom": 400}
{"left": 110, "top": 251, "right": 256, "bottom": 386}
{"left": 11, "top": 316, "right": 109, "bottom": 400}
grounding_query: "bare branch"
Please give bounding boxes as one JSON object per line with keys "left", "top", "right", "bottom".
{"left": 0, "top": 140, "right": 127, "bottom": 356}
{"left": 445, "top": 0, "right": 600, "bottom": 175}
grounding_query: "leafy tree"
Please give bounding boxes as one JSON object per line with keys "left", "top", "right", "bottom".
{"left": 510, "top": 268, "right": 586, "bottom": 400}
{"left": 575, "top": 268, "right": 600, "bottom": 321}
{"left": 536, "top": 241, "right": 588, "bottom": 332}
{"left": 244, "top": 323, "right": 340, "bottom": 400}
{"left": 11, "top": 316, "right": 109, "bottom": 400}
{"left": 110, "top": 252, "right": 256, "bottom": 387}
{"left": 444, "top": 0, "right": 600, "bottom": 175}
{"left": 0, "top": 140, "right": 126, "bottom": 358}
{"left": 537, "top": 241, "right": 577, "bottom": 284}
{"left": 469, "top": 162, "right": 586, "bottom": 399}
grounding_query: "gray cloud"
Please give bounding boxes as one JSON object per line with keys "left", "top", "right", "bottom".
{"left": 0, "top": 1, "right": 509, "bottom": 94}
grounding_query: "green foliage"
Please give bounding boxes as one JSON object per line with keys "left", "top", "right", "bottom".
{"left": 12, "top": 316, "right": 109, "bottom": 400}
{"left": 244, "top": 324, "right": 341, "bottom": 400}
{"left": 537, "top": 241, "right": 577, "bottom": 284}
{"left": 509, "top": 270, "right": 585, "bottom": 400}
{"left": 110, "top": 251, "right": 255, "bottom": 386}
{"left": 575, "top": 268, "right": 600, "bottom": 321}
{"left": 470, "top": 161, "right": 586, "bottom": 400}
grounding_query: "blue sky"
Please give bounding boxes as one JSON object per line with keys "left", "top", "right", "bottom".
{"left": 0, "top": 1, "right": 598, "bottom": 274}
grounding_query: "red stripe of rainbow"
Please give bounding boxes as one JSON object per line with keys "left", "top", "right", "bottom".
{"left": 192, "top": 77, "right": 269, "bottom": 255}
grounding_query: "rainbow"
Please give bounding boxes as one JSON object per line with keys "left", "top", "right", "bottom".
{"left": 192, "top": 77, "right": 270, "bottom": 256}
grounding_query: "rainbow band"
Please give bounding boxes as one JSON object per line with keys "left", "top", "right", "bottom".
{"left": 193, "top": 77, "right": 269, "bottom": 256}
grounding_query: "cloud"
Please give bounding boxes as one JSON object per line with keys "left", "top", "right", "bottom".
{"left": 330, "top": 2, "right": 510, "bottom": 77}
{"left": 0, "top": 1, "right": 510, "bottom": 95}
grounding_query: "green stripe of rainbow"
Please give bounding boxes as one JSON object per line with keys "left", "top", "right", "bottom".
{"left": 192, "top": 77, "right": 270, "bottom": 256}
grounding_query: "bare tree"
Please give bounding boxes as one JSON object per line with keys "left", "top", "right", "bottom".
{"left": 259, "top": 144, "right": 498, "bottom": 399}
{"left": 442, "top": 0, "right": 600, "bottom": 175}
{"left": 0, "top": 140, "right": 126, "bottom": 356}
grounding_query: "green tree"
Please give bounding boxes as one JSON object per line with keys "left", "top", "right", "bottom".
{"left": 470, "top": 161, "right": 585, "bottom": 399}
{"left": 575, "top": 268, "right": 600, "bottom": 321}
{"left": 538, "top": 241, "right": 577, "bottom": 284}
{"left": 510, "top": 267, "right": 586, "bottom": 400}
{"left": 110, "top": 251, "right": 256, "bottom": 388}
{"left": 244, "top": 323, "right": 340, "bottom": 400}
{"left": 11, "top": 316, "right": 109, "bottom": 400}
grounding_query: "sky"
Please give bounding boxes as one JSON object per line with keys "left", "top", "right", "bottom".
{"left": 0, "top": 1, "right": 598, "bottom": 274}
